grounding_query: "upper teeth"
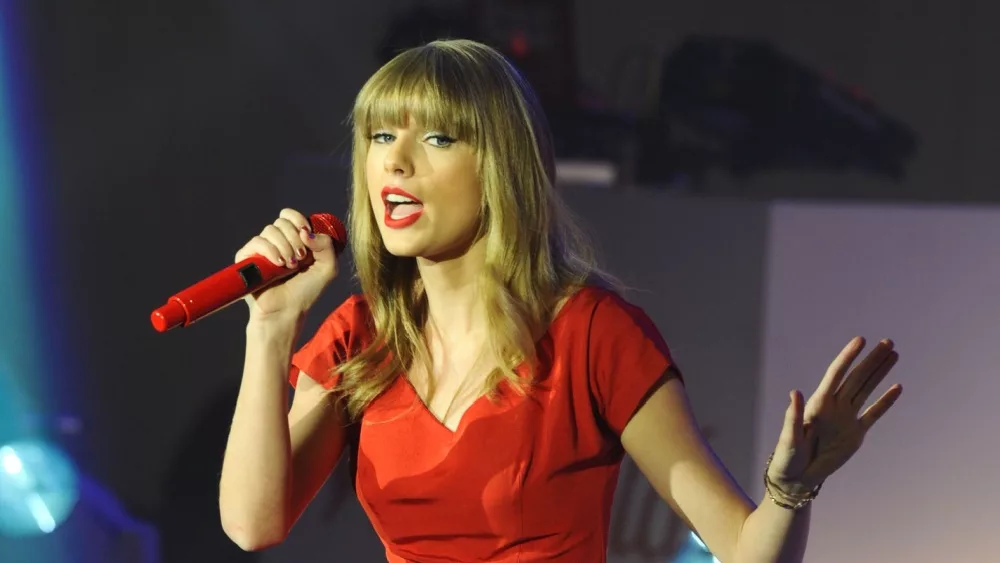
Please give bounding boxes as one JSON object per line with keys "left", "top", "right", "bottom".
{"left": 386, "top": 194, "right": 416, "bottom": 203}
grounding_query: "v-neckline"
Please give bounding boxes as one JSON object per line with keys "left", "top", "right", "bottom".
{"left": 397, "top": 287, "right": 589, "bottom": 435}
{"left": 400, "top": 377, "right": 492, "bottom": 434}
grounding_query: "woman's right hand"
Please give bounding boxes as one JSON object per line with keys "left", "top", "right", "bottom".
{"left": 235, "top": 208, "right": 340, "bottom": 325}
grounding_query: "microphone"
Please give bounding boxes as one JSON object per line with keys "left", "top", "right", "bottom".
{"left": 150, "top": 212, "right": 347, "bottom": 333}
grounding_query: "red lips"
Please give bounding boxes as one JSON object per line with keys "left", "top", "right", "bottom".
{"left": 382, "top": 186, "right": 424, "bottom": 229}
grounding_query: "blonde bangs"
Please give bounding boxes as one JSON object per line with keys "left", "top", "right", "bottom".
{"left": 352, "top": 46, "right": 482, "bottom": 145}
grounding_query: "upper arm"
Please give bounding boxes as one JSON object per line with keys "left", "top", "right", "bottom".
{"left": 621, "top": 373, "right": 754, "bottom": 562}
{"left": 583, "top": 291, "right": 751, "bottom": 558}
{"left": 281, "top": 295, "right": 369, "bottom": 525}
{"left": 286, "top": 372, "right": 349, "bottom": 524}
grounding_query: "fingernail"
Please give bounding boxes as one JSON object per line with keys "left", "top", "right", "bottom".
{"left": 289, "top": 257, "right": 297, "bottom": 266}
{"left": 309, "top": 232, "right": 316, "bottom": 239}
{"left": 296, "top": 248, "right": 306, "bottom": 259}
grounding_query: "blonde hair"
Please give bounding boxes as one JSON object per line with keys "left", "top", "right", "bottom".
{"left": 334, "top": 39, "right": 614, "bottom": 420}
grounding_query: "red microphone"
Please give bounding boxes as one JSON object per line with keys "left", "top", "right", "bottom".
{"left": 150, "top": 213, "right": 347, "bottom": 332}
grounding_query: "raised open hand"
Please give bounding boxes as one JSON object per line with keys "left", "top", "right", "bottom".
{"left": 767, "top": 337, "right": 903, "bottom": 496}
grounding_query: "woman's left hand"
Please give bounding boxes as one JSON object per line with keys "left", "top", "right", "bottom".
{"left": 767, "top": 337, "right": 903, "bottom": 493}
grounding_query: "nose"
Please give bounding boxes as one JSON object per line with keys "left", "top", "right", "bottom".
{"left": 383, "top": 138, "right": 414, "bottom": 177}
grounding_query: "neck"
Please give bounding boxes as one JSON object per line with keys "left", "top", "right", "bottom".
{"left": 416, "top": 237, "right": 488, "bottom": 343}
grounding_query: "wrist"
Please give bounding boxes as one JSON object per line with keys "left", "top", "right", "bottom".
{"left": 766, "top": 468, "right": 821, "bottom": 496}
{"left": 246, "top": 313, "right": 304, "bottom": 344}
{"left": 768, "top": 477, "right": 820, "bottom": 499}
{"left": 764, "top": 454, "right": 822, "bottom": 510}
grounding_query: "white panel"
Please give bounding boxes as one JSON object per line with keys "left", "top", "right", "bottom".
{"left": 757, "top": 201, "right": 1000, "bottom": 561}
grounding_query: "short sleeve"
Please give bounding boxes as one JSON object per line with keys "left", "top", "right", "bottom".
{"left": 289, "top": 294, "right": 372, "bottom": 389}
{"left": 587, "top": 293, "right": 680, "bottom": 435}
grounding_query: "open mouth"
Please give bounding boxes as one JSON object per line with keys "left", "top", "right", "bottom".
{"left": 385, "top": 193, "right": 424, "bottom": 219}
{"left": 382, "top": 187, "right": 424, "bottom": 228}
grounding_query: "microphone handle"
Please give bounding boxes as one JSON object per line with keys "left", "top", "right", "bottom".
{"left": 151, "top": 254, "right": 313, "bottom": 332}
{"left": 150, "top": 212, "right": 346, "bottom": 333}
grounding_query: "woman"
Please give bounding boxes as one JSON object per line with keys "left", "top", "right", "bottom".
{"left": 218, "top": 39, "right": 902, "bottom": 562}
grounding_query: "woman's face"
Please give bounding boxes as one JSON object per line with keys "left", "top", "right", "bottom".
{"left": 366, "top": 116, "right": 483, "bottom": 262}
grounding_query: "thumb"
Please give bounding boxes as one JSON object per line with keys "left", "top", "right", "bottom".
{"left": 300, "top": 227, "right": 338, "bottom": 263}
{"left": 778, "top": 390, "right": 805, "bottom": 450}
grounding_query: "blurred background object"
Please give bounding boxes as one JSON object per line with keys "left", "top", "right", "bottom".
{"left": 376, "top": 2, "right": 918, "bottom": 189}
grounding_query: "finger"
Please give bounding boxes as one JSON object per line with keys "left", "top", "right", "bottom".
{"left": 273, "top": 218, "right": 309, "bottom": 262}
{"left": 278, "top": 208, "right": 310, "bottom": 231}
{"left": 860, "top": 383, "right": 903, "bottom": 430}
{"left": 851, "top": 351, "right": 899, "bottom": 409}
{"left": 791, "top": 390, "right": 805, "bottom": 444}
{"left": 300, "top": 228, "right": 338, "bottom": 272}
{"left": 837, "top": 339, "right": 895, "bottom": 401}
{"left": 814, "top": 336, "right": 866, "bottom": 397}
{"left": 236, "top": 236, "right": 284, "bottom": 266}
{"left": 260, "top": 224, "right": 297, "bottom": 268}
{"left": 300, "top": 225, "right": 332, "bottom": 254}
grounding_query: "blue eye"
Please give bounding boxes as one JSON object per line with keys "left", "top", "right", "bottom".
{"left": 425, "top": 134, "right": 456, "bottom": 148}
{"left": 371, "top": 132, "right": 394, "bottom": 143}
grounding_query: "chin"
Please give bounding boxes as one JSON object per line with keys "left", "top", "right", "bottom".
{"left": 384, "top": 246, "right": 422, "bottom": 258}
{"left": 380, "top": 235, "right": 424, "bottom": 258}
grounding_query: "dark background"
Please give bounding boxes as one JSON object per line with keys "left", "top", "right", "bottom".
{"left": 2, "top": 0, "right": 997, "bottom": 560}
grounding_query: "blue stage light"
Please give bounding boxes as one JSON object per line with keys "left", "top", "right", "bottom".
{"left": 0, "top": 440, "right": 79, "bottom": 537}
{"left": 673, "top": 530, "right": 721, "bottom": 563}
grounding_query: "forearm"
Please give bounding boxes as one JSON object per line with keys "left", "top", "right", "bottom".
{"left": 219, "top": 319, "right": 301, "bottom": 550}
{"left": 733, "top": 496, "right": 811, "bottom": 563}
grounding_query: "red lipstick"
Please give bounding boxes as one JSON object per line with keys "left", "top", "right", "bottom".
{"left": 381, "top": 186, "right": 424, "bottom": 229}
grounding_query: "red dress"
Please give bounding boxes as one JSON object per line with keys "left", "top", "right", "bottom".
{"left": 290, "top": 286, "right": 677, "bottom": 562}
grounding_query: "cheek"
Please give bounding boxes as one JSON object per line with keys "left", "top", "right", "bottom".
{"left": 441, "top": 175, "right": 484, "bottom": 237}
{"left": 366, "top": 189, "right": 382, "bottom": 220}
{"left": 446, "top": 162, "right": 482, "bottom": 213}
{"left": 366, "top": 160, "right": 383, "bottom": 212}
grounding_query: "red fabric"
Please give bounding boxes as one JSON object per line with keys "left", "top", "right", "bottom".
{"left": 290, "top": 286, "right": 676, "bottom": 562}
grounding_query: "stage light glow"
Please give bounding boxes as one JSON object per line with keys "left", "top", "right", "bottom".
{"left": 0, "top": 0, "right": 46, "bottom": 447}
{"left": 672, "top": 530, "right": 721, "bottom": 563}
{"left": 0, "top": 440, "right": 79, "bottom": 537}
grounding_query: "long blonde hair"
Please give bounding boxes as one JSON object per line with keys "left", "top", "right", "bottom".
{"left": 334, "top": 39, "right": 613, "bottom": 420}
